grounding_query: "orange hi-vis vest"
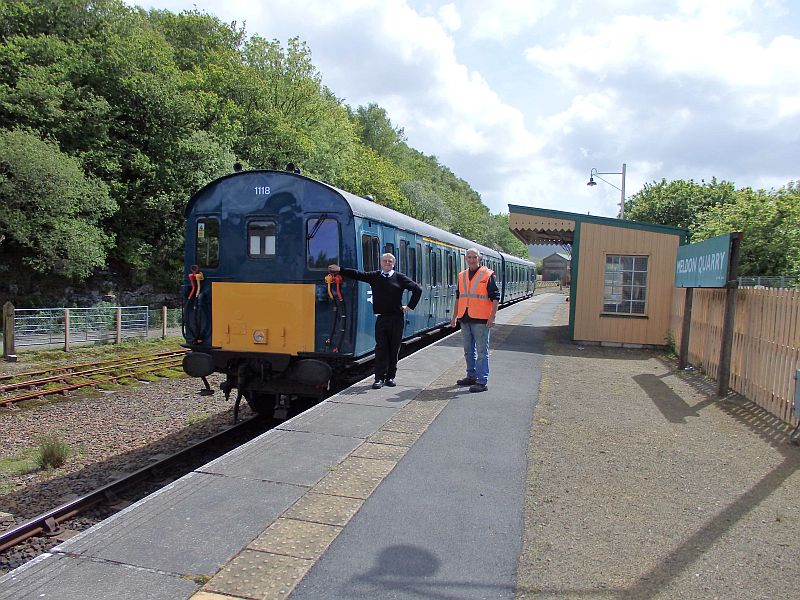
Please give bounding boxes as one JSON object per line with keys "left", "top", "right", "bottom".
{"left": 455, "top": 266, "right": 495, "bottom": 319}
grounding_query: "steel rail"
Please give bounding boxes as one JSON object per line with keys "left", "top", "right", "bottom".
{"left": 0, "top": 358, "right": 184, "bottom": 406}
{"left": 0, "top": 350, "right": 188, "bottom": 383}
{"left": 0, "top": 415, "right": 265, "bottom": 553}
{"left": 0, "top": 353, "right": 187, "bottom": 393}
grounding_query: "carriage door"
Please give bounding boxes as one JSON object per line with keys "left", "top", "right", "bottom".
{"left": 445, "top": 250, "right": 457, "bottom": 321}
{"left": 428, "top": 246, "right": 442, "bottom": 326}
{"left": 356, "top": 226, "right": 381, "bottom": 356}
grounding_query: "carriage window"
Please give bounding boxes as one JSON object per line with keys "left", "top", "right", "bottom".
{"left": 399, "top": 240, "right": 407, "bottom": 273}
{"left": 408, "top": 245, "right": 417, "bottom": 281}
{"left": 248, "top": 220, "right": 276, "bottom": 258}
{"left": 416, "top": 243, "right": 423, "bottom": 282}
{"left": 306, "top": 218, "right": 338, "bottom": 269}
{"left": 447, "top": 253, "right": 455, "bottom": 285}
{"left": 196, "top": 218, "right": 219, "bottom": 268}
{"left": 429, "top": 248, "right": 442, "bottom": 286}
{"left": 604, "top": 255, "right": 648, "bottom": 314}
{"left": 384, "top": 242, "right": 395, "bottom": 258}
{"left": 362, "top": 234, "right": 380, "bottom": 271}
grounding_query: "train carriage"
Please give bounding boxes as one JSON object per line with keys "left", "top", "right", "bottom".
{"left": 181, "top": 169, "right": 535, "bottom": 417}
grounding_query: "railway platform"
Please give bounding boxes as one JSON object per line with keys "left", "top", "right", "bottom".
{"left": 0, "top": 292, "right": 558, "bottom": 600}
{"left": 4, "top": 289, "right": 796, "bottom": 599}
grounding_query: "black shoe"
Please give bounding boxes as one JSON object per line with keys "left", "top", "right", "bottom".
{"left": 457, "top": 377, "right": 476, "bottom": 386}
{"left": 385, "top": 379, "right": 396, "bottom": 387}
{"left": 469, "top": 383, "right": 488, "bottom": 393}
{"left": 372, "top": 380, "right": 384, "bottom": 389}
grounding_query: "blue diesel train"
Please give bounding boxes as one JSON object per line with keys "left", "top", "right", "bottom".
{"left": 181, "top": 169, "right": 536, "bottom": 417}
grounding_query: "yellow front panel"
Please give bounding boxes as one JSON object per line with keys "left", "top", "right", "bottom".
{"left": 211, "top": 282, "right": 316, "bottom": 353}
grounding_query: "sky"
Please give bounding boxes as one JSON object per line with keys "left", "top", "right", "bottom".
{"left": 130, "top": 0, "right": 800, "bottom": 218}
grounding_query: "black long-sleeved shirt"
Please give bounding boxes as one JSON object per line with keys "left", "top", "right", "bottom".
{"left": 340, "top": 268, "right": 422, "bottom": 315}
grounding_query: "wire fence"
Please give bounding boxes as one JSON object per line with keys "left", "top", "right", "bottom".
{"left": 738, "top": 275, "right": 798, "bottom": 288}
{"left": 2, "top": 304, "right": 183, "bottom": 354}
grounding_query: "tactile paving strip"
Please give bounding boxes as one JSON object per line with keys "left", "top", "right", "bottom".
{"left": 248, "top": 518, "right": 341, "bottom": 559}
{"left": 351, "top": 442, "right": 409, "bottom": 461}
{"left": 311, "top": 456, "right": 396, "bottom": 499}
{"left": 282, "top": 492, "right": 363, "bottom": 527}
{"left": 204, "top": 549, "right": 311, "bottom": 600}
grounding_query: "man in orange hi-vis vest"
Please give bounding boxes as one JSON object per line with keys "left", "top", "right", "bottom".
{"left": 449, "top": 248, "right": 500, "bottom": 392}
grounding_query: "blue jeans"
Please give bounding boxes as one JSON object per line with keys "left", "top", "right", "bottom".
{"left": 460, "top": 321, "right": 490, "bottom": 385}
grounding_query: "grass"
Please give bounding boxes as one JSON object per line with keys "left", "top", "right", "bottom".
{"left": 0, "top": 434, "right": 71, "bottom": 479}
{"left": 96, "top": 381, "right": 122, "bottom": 391}
{"left": 36, "top": 433, "right": 70, "bottom": 469}
{"left": 186, "top": 412, "right": 209, "bottom": 425}
{"left": 0, "top": 447, "right": 40, "bottom": 477}
{"left": 154, "top": 368, "right": 186, "bottom": 379}
{"left": 6, "top": 337, "right": 185, "bottom": 371}
{"left": 136, "top": 373, "right": 161, "bottom": 382}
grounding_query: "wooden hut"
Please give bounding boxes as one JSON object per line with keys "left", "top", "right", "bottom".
{"left": 509, "top": 205, "right": 688, "bottom": 347}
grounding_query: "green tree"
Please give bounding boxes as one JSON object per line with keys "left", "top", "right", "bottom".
{"left": 399, "top": 180, "right": 452, "bottom": 228}
{"left": 0, "top": 128, "right": 116, "bottom": 279}
{"left": 0, "top": 0, "right": 531, "bottom": 298}
{"left": 693, "top": 184, "right": 800, "bottom": 276}
{"left": 625, "top": 178, "right": 737, "bottom": 229}
{"left": 351, "top": 102, "right": 405, "bottom": 159}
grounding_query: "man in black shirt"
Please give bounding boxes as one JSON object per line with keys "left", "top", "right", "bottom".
{"left": 328, "top": 253, "right": 422, "bottom": 388}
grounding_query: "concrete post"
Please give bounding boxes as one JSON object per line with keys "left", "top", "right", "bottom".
{"left": 3, "top": 301, "right": 15, "bottom": 360}
{"left": 64, "top": 308, "right": 70, "bottom": 351}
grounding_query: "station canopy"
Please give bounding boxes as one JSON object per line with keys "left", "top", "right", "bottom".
{"left": 507, "top": 204, "right": 577, "bottom": 246}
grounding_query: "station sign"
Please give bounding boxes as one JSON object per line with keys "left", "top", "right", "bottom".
{"left": 675, "top": 234, "right": 733, "bottom": 288}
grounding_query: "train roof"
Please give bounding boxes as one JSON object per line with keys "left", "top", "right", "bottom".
{"left": 188, "top": 169, "right": 533, "bottom": 265}
{"left": 321, "top": 180, "right": 502, "bottom": 259}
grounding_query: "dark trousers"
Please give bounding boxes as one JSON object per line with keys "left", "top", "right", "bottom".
{"left": 374, "top": 314, "right": 405, "bottom": 380}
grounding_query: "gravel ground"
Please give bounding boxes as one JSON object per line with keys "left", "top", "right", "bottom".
{"left": 0, "top": 369, "right": 250, "bottom": 540}
{"left": 517, "top": 302, "right": 800, "bottom": 599}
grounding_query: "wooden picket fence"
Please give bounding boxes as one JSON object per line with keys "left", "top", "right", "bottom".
{"left": 670, "top": 287, "right": 800, "bottom": 426}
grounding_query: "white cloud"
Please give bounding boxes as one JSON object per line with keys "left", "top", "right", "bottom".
{"left": 524, "top": 3, "right": 800, "bottom": 202}
{"left": 199, "top": 0, "right": 545, "bottom": 210}
{"left": 460, "top": 0, "right": 558, "bottom": 41}
{"left": 130, "top": 0, "right": 800, "bottom": 216}
{"left": 437, "top": 3, "right": 461, "bottom": 32}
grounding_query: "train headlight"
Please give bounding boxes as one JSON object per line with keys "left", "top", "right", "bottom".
{"left": 253, "top": 329, "right": 267, "bottom": 344}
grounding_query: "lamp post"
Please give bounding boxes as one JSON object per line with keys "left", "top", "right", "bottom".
{"left": 587, "top": 163, "right": 626, "bottom": 219}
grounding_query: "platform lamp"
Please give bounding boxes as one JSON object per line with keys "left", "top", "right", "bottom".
{"left": 587, "top": 163, "right": 626, "bottom": 219}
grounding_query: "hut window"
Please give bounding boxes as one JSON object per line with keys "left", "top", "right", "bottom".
{"left": 603, "top": 255, "right": 648, "bottom": 314}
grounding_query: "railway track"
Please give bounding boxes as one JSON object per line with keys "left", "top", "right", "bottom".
{"left": 0, "top": 350, "right": 187, "bottom": 406}
{"left": 0, "top": 414, "right": 268, "bottom": 559}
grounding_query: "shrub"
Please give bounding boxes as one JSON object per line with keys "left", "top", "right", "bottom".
{"left": 36, "top": 433, "right": 70, "bottom": 469}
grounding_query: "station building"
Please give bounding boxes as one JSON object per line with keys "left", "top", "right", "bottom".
{"left": 509, "top": 205, "right": 688, "bottom": 347}
{"left": 540, "top": 252, "right": 571, "bottom": 284}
